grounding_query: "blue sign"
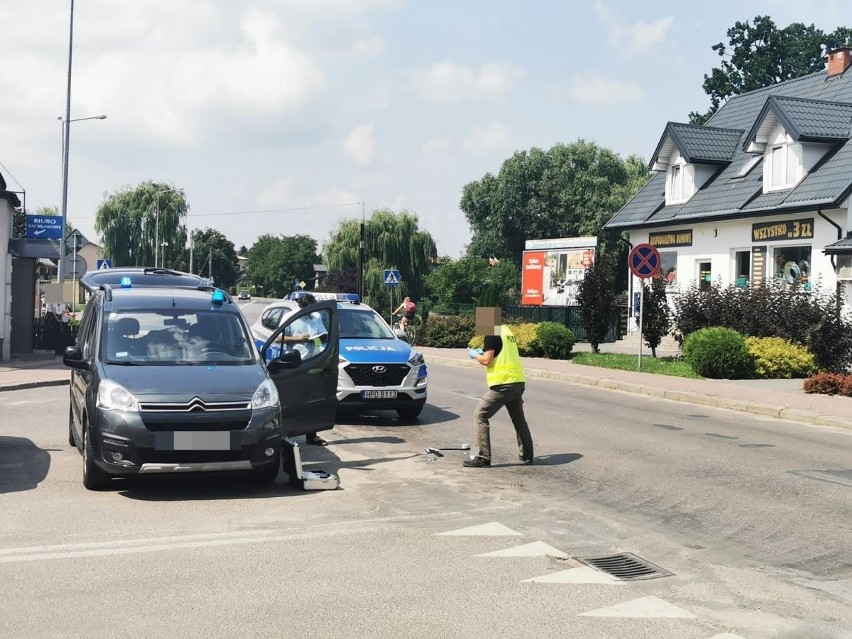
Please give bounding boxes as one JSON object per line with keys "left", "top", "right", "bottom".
{"left": 383, "top": 269, "right": 400, "bottom": 286}
{"left": 26, "top": 215, "right": 63, "bottom": 240}
{"left": 97, "top": 259, "right": 113, "bottom": 270}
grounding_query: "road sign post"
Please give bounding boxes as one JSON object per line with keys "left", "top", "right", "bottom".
{"left": 628, "top": 243, "right": 662, "bottom": 370}
{"left": 383, "top": 269, "right": 401, "bottom": 324}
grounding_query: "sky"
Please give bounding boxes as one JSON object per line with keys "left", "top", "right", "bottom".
{"left": 2, "top": 0, "right": 849, "bottom": 260}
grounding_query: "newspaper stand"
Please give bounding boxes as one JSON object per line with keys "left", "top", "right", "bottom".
{"left": 282, "top": 438, "right": 340, "bottom": 491}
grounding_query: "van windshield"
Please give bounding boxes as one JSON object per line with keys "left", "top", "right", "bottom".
{"left": 104, "top": 311, "right": 254, "bottom": 365}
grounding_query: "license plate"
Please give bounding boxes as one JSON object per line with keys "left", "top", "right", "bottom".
{"left": 155, "top": 432, "right": 233, "bottom": 451}
{"left": 361, "top": 390, "right": 398, "bottom": 399}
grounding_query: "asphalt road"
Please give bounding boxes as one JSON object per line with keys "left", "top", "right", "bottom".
{"left": 0, "top": 343, "right": 850, "bottom": 638}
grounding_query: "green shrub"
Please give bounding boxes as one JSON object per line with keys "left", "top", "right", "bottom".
{"left": 673, "top": 279, "right": 852, "bottom": 372}
{"left": 682, "top": 326, "right": 754, "bottom": 379}
{"left": 745, "top": 336, "right": 818, "bottom": 379}
{"left": 535, "top": 322, "right": 575, "bottom": 359}
{"left": 420, "top": 314, "right": 475, "bottom": 348}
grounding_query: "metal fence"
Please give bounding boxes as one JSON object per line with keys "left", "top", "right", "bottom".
{"left": 500, "top": 305, "right": 623, "bottom": 342}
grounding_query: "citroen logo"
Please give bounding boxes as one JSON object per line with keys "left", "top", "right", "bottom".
{"left": 372, "top": 365, "right": 386, "bottom": 374}
{"left": 187, "top": 397, "right": 207, "bottom": 411}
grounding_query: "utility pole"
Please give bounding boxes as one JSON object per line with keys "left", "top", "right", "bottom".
{"left": 208, "top": 246, "right": 213, "bottom": 283}
{"left": 58, "top": 0, "right": 75, "bottom": 291}
{"left": 358, "top": 201, "right": 365, "bottom": 300}
{"left": 188, "top": 230, "right": 194, "bottom": 274}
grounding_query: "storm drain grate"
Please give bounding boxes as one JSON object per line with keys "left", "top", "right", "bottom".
{"left": 577, "top": 552, "right": 672, "bottom": 581}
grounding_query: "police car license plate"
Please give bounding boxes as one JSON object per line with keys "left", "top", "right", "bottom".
{"left": 361, "top": 390, "right": 398, "bottom": 399}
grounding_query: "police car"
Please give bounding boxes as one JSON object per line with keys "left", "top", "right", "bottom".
{"left": 251, "top": 296, "right": 427, "bottom": 419}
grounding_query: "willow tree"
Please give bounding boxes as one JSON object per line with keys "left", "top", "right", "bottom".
{"left": 323, "top": 209, "right": 437, "bottom": 310}
{"left": 95, "top": 181, "right": 187, "bottom": 268}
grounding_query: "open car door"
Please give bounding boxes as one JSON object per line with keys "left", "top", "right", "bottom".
{"left": 260, "top": 300, "right": 338, "bottom": 439}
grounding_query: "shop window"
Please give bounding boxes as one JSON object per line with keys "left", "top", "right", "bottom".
{"left": 698, "top": 261, "right": 712, "bottom": 291}
{"left": 735, "top": 251, "right": 750, "bottom": 288}
{"left": 660, "top": 252, "right": 677, "bottom": 287}
{"left": 773, "top": 246, "right": 811, "bottom": 289}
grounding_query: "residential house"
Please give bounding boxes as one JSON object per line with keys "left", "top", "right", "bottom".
{"left": 606, "top": 47, "right": 852, "bottom": 330}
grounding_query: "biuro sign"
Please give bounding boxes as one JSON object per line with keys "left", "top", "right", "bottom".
{"left": 521, "top": 251, "right": 546, "bottom": 305}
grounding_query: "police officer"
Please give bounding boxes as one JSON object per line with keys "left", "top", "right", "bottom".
{"left": 464, "top": 308, "right": 534, "bottom": 467}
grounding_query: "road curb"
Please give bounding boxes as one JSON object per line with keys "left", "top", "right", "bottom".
{"left": 425, "top": 354, "right": 852, "bottom": 430}
{"left": 1, "top": 379, "right": 70, "bottom": 393}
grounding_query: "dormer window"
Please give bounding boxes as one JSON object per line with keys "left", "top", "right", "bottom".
{"left": 763, "top": 131, "right": 802, "bottom": 191}
{"left": 668, "top": 163, "right": 686, "bottom": 204}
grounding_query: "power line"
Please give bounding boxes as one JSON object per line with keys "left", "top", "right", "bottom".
{"left": 70, "top": 201, "right": 364, "bottom": 221}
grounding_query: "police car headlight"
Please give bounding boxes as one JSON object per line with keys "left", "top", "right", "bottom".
{"left": 97, "top": 380, "right": 139, "bottom": 412}
{"left": 407, "top": 351, "right": 425, "bottom": 366}
{"left": 252, "top": 379, "right": 280, "bottom": 410}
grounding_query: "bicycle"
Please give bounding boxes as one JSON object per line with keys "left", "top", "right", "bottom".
{"left": 391, "top": 314, "right": 420, "bottom": 346}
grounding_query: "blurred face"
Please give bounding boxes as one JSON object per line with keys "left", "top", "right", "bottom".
{"left": 475, "top": 307, "right": 501, "bottom": 336}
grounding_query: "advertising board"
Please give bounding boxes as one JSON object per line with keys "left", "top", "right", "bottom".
{"left": 521, "top": 237, "right": 597, "bottom": 306}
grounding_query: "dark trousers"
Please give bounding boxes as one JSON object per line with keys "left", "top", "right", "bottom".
{"left": 474, "top": 382, "right": 533, "bottom": 461}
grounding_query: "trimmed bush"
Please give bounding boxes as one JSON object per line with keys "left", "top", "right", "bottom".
{"left": 745, "top": 336, "right": 818, "bottom": 379}
{"left": 420, "top": 314, "right": 475, "bottom": 348}
{"left": 803, "top": 372, "right": 848, "bottom": 395}
{"left": 682, "top": 326, "right": 754, "bottom": 379}
{"left": 535, "top": 322, "right": 576, "bottom": 359}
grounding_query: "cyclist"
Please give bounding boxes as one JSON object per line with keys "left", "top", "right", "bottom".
{"left": 392, "top": 296, "right": 417, "bottom": 334}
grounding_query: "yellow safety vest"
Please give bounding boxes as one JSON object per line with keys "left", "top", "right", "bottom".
{"left": 486, "top": 325, "right": 525, "bottom": 387}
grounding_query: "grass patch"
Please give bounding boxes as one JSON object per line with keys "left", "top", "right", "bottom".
{"left": 571, "top": 352, "right": 702, "bottom": 379}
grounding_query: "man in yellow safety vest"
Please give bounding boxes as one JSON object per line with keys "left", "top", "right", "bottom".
{"left": 463, "top": 307, "right": 534, "bottom": 467}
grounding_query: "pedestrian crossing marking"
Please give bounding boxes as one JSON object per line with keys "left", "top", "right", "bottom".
{"left": 477, "top": 541, "right": 567, "bottom": 558}
{"left": 435, "top": 522, "right": 522, "bottom": 537}
{"left": 705, "top": 634, "right": 747, "bottom": 639}
{"left": 578, "top": 595, "right": 695, "bottom": 618}
{"left": 522, "top": 566, "right": 624, "bottom": 584}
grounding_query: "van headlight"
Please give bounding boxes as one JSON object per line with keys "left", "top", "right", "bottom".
{"left": 97, "top": 380, "right": 139, "bottom": 412}
{"left": 408, "top": 351, "right": 425, "bottom": 366}
{"left": 252, "top": 378, "right": 280, "bottom": 409}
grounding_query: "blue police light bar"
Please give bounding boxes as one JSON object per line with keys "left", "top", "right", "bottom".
{"left": 119, "top": 276, "right": 132, "bottom": 288}
{"left": 211, "top": 289, "right": 225, "bottom": 305}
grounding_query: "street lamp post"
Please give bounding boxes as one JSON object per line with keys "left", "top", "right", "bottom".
{"left": 153, "top": 188, "right": 183, "bottom": 268}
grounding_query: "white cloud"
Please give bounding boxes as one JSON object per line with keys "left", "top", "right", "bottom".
{"left": 256, "top": 178, "right": 295, "bottom": 208}
{"left": 594, "top": 2, "right": 674, "bottom": 55}
{"left": 460, "top": 123, "right": 511, "bottom": 154}
{"left": 568, "top": 73, "right": 645, "bottom": 105}
{"left": 411, "top": 62, "right": 523, "bottom": 103}
{"left": 342, "top": 124, "right": 377, "bottom": 165}
{"left": 420, "top": 137, "right": 453, "bottom": 157}
{"left": 352, "top": 35, "right": 385, "bottom": 57}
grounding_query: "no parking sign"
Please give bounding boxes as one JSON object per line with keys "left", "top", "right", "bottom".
{"left": 628, "top": 243, "right": 661, "bottom": 279}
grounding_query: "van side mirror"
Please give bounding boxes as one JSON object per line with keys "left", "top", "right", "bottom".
{"left": 268, "top": 348, "right": 301, "bottom": 373}
{"left": 63, "top": 345, "right": 87, "bottom": 370}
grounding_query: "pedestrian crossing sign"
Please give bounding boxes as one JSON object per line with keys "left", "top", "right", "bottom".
{"left": 383, "top": 269, "right": 400, "bottom": 286}
{"left": 97, "top": 259, "right": 112, "bottom": 270}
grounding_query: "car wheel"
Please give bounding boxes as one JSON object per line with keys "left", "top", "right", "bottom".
{"left": 396, "top": 403, "right": 424, "bottom": 420}
{"left": 68, "top": 405, "right": 76, "bottom": 447}
{"left": 251, "top": 454, "right": 280, "bottom": 484}
{"left": 83, "top": 425, "right": 110, "bottom": 491}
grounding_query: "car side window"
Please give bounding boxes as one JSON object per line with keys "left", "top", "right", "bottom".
{"left": 261, "top": 308, "right": 283, "bottom": 331}
{"left": 80, "top": 297, "right": 101, "bottom": 358}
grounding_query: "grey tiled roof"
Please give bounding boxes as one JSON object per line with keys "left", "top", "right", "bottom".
{"left": 606, "top": 68, "right": 852, "bottom": 230}
{"left": 824, "top": 236, "right": 852, "bottom": 253}
{"left": 649, "top": 123, "right": 743, "bottom": 168}
{"left": 743, "top": 96, "right": 852, "bottom": 147}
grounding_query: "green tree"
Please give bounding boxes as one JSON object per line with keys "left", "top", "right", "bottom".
{"left": 690, "top": 16, "right": 852, "bottom": 124}
{"left": 322, "top": 209, "right": 437, "bottom": 308}
{"left": 190, "top": 228, "right": 239, "bottom": 289}
{"left": 94, "top": 181, "right": 187, "bottom": 267}
{"left": 424, "top": 255, "right": 520, "bottom": 313}
{"left": 246, "top": 234, "right": 319, "bottom": 298}
{"left": 576, "top": 253, "right": 617, "bottom": 353}
{"left": 460, "top": 140, "right": 649, "bottom": 266}
{"left": 641, "top": 276, "right": 672, "bottom": 358}
{"left": 317, "top": 267, "right": 359, "bottom": 295}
